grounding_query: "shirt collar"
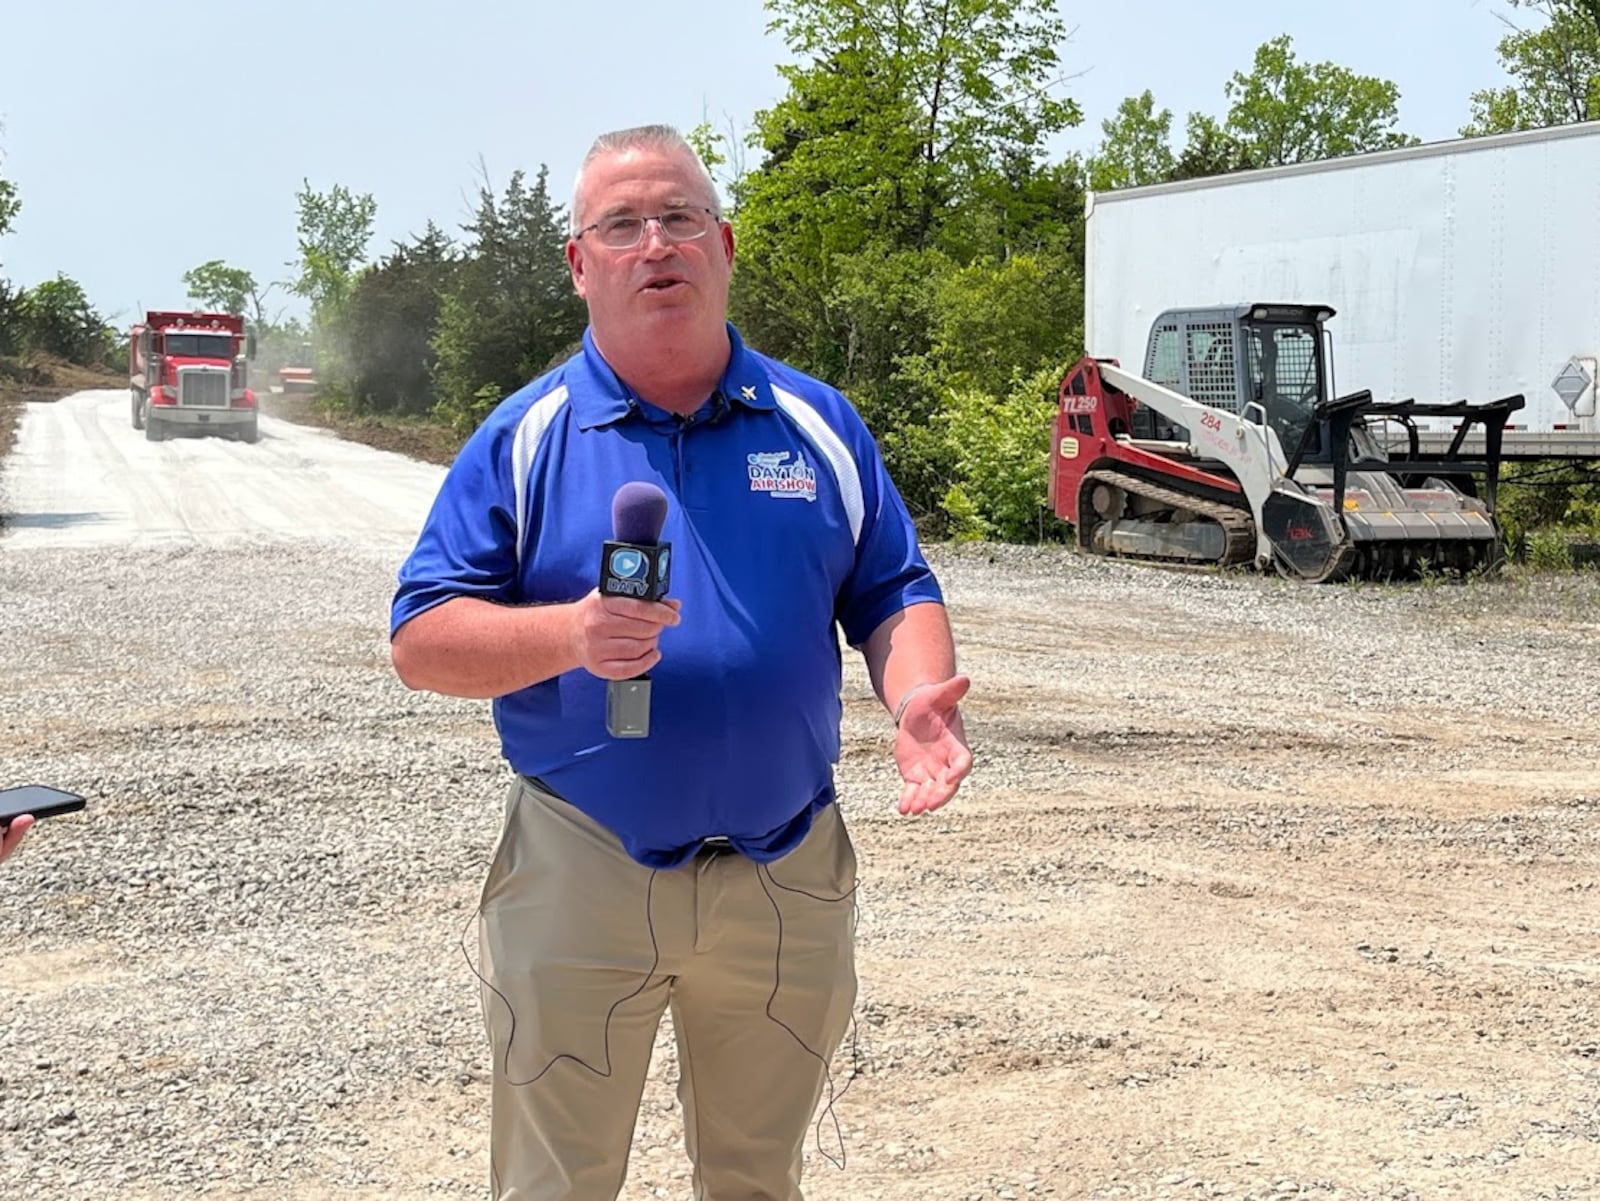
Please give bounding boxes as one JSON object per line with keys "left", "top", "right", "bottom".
{"left": 571, "top": 323, "right": 776, "bottom": 430}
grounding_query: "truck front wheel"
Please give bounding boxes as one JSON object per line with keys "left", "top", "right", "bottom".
{"left": 145, "top": 414, "right": 163, "bottom": 442}
{"left": 237, "top": 416, "right": 259, "bottom": 444}
{"left": 131, "top": 389, "right": 145, "bottom": 430}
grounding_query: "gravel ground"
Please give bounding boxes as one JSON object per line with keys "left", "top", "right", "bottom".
{"left": 3, "top": 539, "right": 1599, "bottom": 1200}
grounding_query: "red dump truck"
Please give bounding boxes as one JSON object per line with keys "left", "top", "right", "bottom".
{"left": 129, "top": 310, "right": 259, "bottom": 443}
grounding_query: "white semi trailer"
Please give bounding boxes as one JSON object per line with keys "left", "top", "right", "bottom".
{"left": 1084, "top": 119, "right": 1600, "bottom": 458}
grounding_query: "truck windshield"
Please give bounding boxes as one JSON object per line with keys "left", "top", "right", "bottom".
{"left": 1244, "top": 322, "right": 1323, "bottom": 456}
{"left": 163, "top": 333, "right": 234, "bottom": 358}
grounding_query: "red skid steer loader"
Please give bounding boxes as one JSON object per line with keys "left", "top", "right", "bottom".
{"left": 1049, "top": 303, "right": 1522, "bottom": 582}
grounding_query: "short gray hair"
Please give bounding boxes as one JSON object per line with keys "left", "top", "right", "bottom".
{"left": 570, "top": 124, "right": 721, "bottom": 236}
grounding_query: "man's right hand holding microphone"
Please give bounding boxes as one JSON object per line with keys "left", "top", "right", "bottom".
{"left": 569, "top": 591, "right": 681, "bottom": 681}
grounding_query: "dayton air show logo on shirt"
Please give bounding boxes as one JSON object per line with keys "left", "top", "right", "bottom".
{"left": 747, "top": 451, "right": 817, "bottom": 502}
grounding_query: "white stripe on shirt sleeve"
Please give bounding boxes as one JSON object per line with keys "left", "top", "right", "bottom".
{"left": 511, "top": 385, "right": 570, "bottom": 567}
{"left": 771, "top": 384, "right": 865, "bottom": 545}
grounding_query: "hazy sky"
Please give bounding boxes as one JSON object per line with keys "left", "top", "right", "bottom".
{"left": 1, "top": 1, "right": 1516, "bottom": 327}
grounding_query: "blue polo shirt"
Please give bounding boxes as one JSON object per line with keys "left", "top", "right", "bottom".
{"left": 391, "top": 324, "right": 943, "bottom": 869}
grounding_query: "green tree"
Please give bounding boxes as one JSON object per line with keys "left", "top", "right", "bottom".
{"left": 936, "top": 365, "right": 1064, "bottom": 541}
{"left": 0, "top": 177, "right": 15, "bottom": 241}
{"left": 1092, "top": 39, "right": 1413, "bottom": 188}
{"left": 17, "top": 274, "right": 115, "bottom": 364}
{"left": 1221, "top": 35, "right": 1418, "bottom": 166}
{"left": 1086, "top": 91, "right": 1175, "bottom": 191}
{"left": 685, "top": 119, "right": 727, "bottom": 179}
{"left": 737, "top": 0, "right": 1081, "bottom": 354}
{"left": 430, "top": 165, "right": 586, "bottom": 431}
{"left": 289, "top": 180, "right": 376, "bottom": 318}
{"left": 0, "top": 279, "right": 24, "bottom": 355}
{"left": 756, "top": 0, "right": 1080, "bottom": 249}
{"left": 731, "top": 0, "right": 1084, "bottom": 521}
{"left": 818, "top": 243, "right": 953, "bottom": 448}
{"left": 336, "top": 222, "right": 461, "bottom": 415}
{"left": 1170, "top": 113, "right": 1257, "bottom": 181}
{"left": 731, "top": 50, "right": 929, "bottom": 376}
{"left": 1462, "top": 0, "right": 1600, "bottom": 134}
{"left": 0, "top": 169, "right": 17, "bottom": 245}
{"left": 0, "top": 126, "right": 21, "bottom": 356}
{"left": 920, "top": 250, "right": 1082, "bottom": 389}
{"left": 1497, "top": 462, "right": 1600, "bottom": 553}
{"left": 0, "top": 122, "right": 19, "bottom": 245}
{"left": 181, "top": 259, "right": 280, "bottom": 327}
{"left": 898, "top": 247, "right": 1083, "bottom": 533}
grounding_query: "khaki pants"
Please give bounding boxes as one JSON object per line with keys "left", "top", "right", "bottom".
{"left": 477, "top": 776, "right": 858, "bottom": 1200}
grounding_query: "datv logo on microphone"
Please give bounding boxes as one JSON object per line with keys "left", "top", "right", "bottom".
{"left": 601, "top": 542, "right": 668, "bottom": 600}
{"left": 610, "top": 548, "right": 647, "bottom": 580}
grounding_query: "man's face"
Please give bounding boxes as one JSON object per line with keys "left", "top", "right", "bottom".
{"left": 567, "top": 145, "right": 734, "bottom": 349}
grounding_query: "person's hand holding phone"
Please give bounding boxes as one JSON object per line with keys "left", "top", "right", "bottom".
{"left": 0, "top": 786, "right": 86, "bottom": 863}
{"left": 0, "top": 813, "right": 35, "bottom": 863}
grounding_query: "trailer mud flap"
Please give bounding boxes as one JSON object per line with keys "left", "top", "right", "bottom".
{"left": 1262, "top": 490, "right": 1353, "bottom": 582}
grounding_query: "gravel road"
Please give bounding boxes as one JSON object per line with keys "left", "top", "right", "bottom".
{"left": 1, "top": 389, "right": 444, "bottom": 552}
{"left": 3, "top": 390, "right": 1598, "bottom": 1200}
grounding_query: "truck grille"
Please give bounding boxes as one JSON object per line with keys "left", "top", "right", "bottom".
{"left": 178, "top": 367, "right": 231, "bottom": 408}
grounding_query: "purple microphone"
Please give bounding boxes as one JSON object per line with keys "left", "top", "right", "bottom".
{"left": 611, "top": 480, "right": 668, "bottom": 547}
{"left": 600, "top": 482, "right": 671, "bottom": 601}
{"left": 600, "top": 482, "right": 672, "bottom": 737}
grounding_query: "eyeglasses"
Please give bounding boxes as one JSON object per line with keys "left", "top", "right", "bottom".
{"left": 575, "top": 206, "right": 722, "bottom": 250}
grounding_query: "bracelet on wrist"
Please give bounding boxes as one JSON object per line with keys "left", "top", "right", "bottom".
{"left": 893, "top": 682, "right": 933, "bottom": 727}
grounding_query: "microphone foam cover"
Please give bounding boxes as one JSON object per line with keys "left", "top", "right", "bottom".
{"left": 612, "top": 481, "right": 668, "bottom": 544}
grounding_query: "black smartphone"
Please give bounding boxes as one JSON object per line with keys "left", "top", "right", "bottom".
{"left": 0, "top": 785, "right": 87, "bottom": 829}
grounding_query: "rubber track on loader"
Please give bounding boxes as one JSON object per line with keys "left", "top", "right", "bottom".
{"left": 1084, "top": 467, "right": 1256, "bottom": 569}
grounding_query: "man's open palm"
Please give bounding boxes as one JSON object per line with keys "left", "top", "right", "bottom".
{"left": 893, "top": 675, "right": 973, "bottom": 815}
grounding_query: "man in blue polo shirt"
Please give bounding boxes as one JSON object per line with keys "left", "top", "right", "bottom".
{"left": 390, "top": 123, "right": 971, "bottom": 1201}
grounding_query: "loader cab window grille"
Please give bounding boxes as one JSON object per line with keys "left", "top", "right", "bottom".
{"left": 1136, "top": 324, "right": 1188, "bottom": 440}
{"left": 1145, "top": 324, "right": 1183, "bottom": 390}
{"left": 1184, "top": 322, "right": 1237, "bottom": 410}
{"left": 1244, "top": 322, "right": 1324, "bottom": 458}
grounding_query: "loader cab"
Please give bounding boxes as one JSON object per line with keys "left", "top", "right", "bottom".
{"left": 1141, "top": 303, "right": 1337, "bottom": 460}
{"left": 1242, "top": 306, "right": 1333, "bottom": 457}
